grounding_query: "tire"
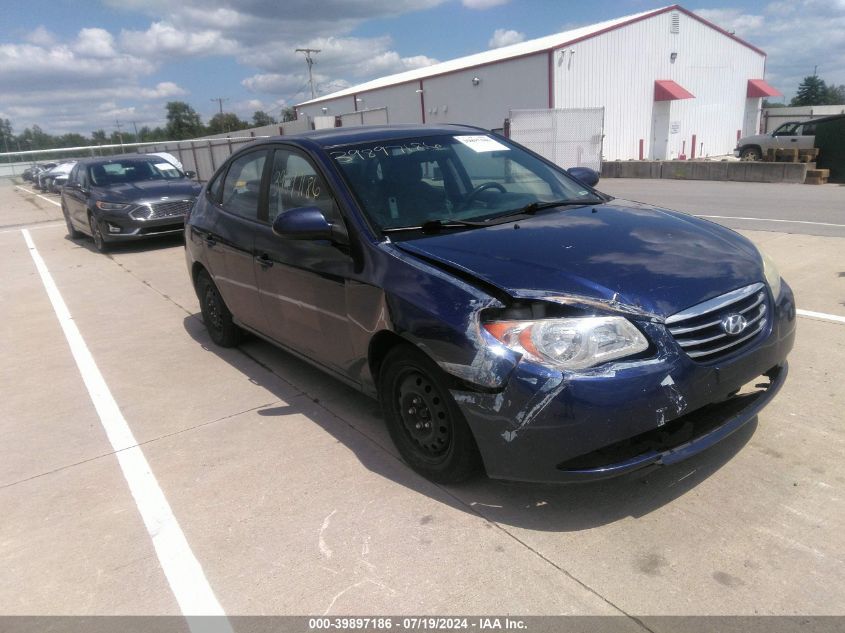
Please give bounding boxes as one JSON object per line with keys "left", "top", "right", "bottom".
{"left": 88, "top": 214, "right": 109, "bottom": 253}
{"left": 740, "top": 146, "right": 762, "bottom": 161}
{"left": 63, "top": 203, "right": 83, "bottom": 239}
{"left": 196, "top": 270, "right": 242, "bottom": 347}
{"left": 378, "top": 344, "right": 482, "bottom": 483}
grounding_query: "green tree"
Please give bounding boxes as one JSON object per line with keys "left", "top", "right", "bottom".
{"left": 166, "top": 101, "right": 203, "bottom": 140}
{"left": 280, "top": 106, "right": 297, "bottom": 123}
{"left": 251, "top": 110, "right": 276, "bottom": 127}
{"left": 826, "top": 83, "right": 845, "bottom": 104}
{"left": 0, "top": 118, "right": 13, "bottom": 154}
{"left": 207, "top": 112, "right": 248, "bottom": 134}
{"left": 791, "top": 75, "right": 828, "bottom": 106}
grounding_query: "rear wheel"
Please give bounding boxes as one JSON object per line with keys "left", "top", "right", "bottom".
{"left": 379, "top": 344, "right": 482, "bottom": 483}
{"left": 196, "top": 270, "right": 242, "bottom": 347}
{"left": 88, "top": 214, "right": 108, "bottom": 252}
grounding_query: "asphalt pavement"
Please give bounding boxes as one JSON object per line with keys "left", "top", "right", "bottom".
{"left": 600, "top": 178, "right": 845, "bottom": 238}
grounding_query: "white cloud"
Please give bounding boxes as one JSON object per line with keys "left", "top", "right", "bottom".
{"left": 73, "top": 28, "right": 117, "bottom": 58}
{"left": 26, "top": 26, "right": 57, "bottom": 47}
{"left": 488, "top": 28, "right": 525, "bottom": 48}
{"left": 695, "top": 1, "right": 845, "bottom": 99}
{"left": 463, "top": 0, "right": 510, "bottom": 8}
{"left": 120, "top": 22, "right": 238, "bottom": 58}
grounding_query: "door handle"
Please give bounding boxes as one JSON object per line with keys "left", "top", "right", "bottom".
{"left": 255, "top": 253, "right": 274, "bottom": 268}
{"left": 205, "top": 235, "right": 217, "bottom": 247}
{"left": 790, "top": 138, "right": 798, "bottom": 142}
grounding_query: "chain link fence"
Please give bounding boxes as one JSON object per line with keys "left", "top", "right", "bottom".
{"left": 508, "top": 108, "right": 604, "bottom": 171}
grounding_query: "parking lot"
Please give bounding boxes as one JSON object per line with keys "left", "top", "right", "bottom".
{"left": 1, "top": 178, "right": 844, "bottom": 622}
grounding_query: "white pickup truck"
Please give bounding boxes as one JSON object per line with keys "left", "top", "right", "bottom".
{"left": 734, "top": 121, "right": 816, "bottom": 160}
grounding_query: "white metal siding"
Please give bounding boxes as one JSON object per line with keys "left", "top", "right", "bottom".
{"left": 422, "top": 54, "right": 548, "bottom": 130}
{"left": 553, "top": 11, "right": 765, "bottom": 159}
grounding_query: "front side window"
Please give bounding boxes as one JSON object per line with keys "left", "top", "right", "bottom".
{"left": 773, "top": 123, "right": 799, "bottom": 136}
{"left": 330, "top": 134, "right": 601, "bottom": 232}
{"left": 220, "top": 150, "right": 268, "bottom": 220}
{"left": 268, "top": 148, "right": 339, "bottom": 223}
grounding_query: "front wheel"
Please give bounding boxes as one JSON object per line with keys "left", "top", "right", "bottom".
{"left": 740, "top": 146, "right": 762, "bottom": 161}
{"left": 196, "top": 270, "right": 242, "bottom": 347}
{"left": 88, "top": 214, "right": 108, "bottom": 252}
{"left": 63, "top": 203, "right": 82, "bottom": 239}
{"left": 379, "top": 345, "right": 482, "bottom": 483}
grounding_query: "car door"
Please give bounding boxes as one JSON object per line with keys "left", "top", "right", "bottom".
{"left": 253, "top": 146, "right": 356, "bottom": 373}
{"left": 772, "top": 122, "right": 802, "bottom": 149}
{"left": 63, "top": 164, "right": 89, "bottom": 227}
{"left": 205, "top": 149, "right": 270, "bottom": 333}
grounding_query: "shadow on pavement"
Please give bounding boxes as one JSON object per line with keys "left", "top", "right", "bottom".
{"left": 182, "top": 313, "right": 755, "bottom": 533}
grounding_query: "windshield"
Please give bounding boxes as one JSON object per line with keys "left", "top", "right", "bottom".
{"left": 329, "top": 134, "right": 602, "bottom": 232}
{"left": 88, "top": 159, "right": 185, "bottom": 186}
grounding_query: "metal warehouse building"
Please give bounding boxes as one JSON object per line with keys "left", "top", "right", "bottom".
{"left": 295, "top": 4, "right": 780, "bottom": 165}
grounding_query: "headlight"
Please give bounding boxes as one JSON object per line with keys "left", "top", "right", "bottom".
{"left": 96, "top": 201, "right": 130, "bottom": 211}
{"left": 483, "top": 316, "right": 649, "bottom": 371}
{"left": 760, "top": 249, "right": 782, "bottom": 299}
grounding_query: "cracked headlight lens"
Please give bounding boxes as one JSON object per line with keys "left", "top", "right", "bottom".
{"left": 760, "top": 249, "right": 782, "bottom": 300}
{"left": 483, "top": 316, "right": 649, "bottom": 371}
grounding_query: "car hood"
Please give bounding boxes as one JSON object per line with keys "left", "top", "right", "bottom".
{"left": 737, "top": 133, "right": 771, "bottom": 146}
{"left": 95, "top": 180, "right": 201, "bottom": 201}
{"left": 394, "top": 200, "right": 764, "bottom": 319}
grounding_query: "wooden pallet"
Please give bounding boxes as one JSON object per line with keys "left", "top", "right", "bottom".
{"left": 765, "top": 147, "right": 819, "bottom": 163}
{"left": 805, "top": 168, "right": 830, "bottom": 185}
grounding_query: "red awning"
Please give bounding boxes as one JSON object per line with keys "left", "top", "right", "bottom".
{"left": 747, "top": 79, "right": 782, "bottom": 98}
{"left": 654, "top": 80, "right": 695, "bottom": 101}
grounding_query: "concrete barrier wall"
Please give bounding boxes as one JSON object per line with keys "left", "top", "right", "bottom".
{"left": 602, "top": 161, "right": 807, "bottom": 184}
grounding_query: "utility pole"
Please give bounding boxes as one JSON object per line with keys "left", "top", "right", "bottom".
{"left": 210, "top": 97, "right": 229, "bottom": 115}
{"left": 295, "top": 48, "right": 321, "bottom": 99}
{"left": 115, "top": 120, "right": 125, "bottom": 151}
{"left": 131, "top": 121, "right": 140, "bottom": 141}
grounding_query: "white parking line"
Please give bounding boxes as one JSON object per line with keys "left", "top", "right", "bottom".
{"left": 797, "top": 309, "right": 845, "bottom": 325}
{"left": 14, "top": 185, "right": 62, "bottom": 207}
{"left": 0, "top": 221, "right": 64, "bottom": 235}
{"left": 696, "top": 214, "right": 845, "bottom": 229}
{"left": 21, "top": 229, "right": 231, "bottom": 631}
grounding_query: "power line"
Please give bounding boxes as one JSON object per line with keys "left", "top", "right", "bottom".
{"left": 295, "top": 48, "right": 321, "bottom": 100}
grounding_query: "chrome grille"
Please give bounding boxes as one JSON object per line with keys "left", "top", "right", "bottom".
{"left": 666, "top": 283, "right": 768, "bottom": 361}
{"left": 149, "top": 199, "right": 194, "bottom": 219}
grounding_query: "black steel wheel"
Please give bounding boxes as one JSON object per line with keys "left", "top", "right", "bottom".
{"left": 63, "top": 203, "right": 82, "bottom": 239}
{"left": 379, "top": 344, "right": 482, "bottom": 483}
{"left": 196, "top": 270, "right": 242, "bottom": 347}
{"left": 88, "top": 214, "right": 108, "bottom": 252}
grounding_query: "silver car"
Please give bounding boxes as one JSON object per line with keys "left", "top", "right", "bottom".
{"left": 735, "top": 121, "right": 816, "bottom": 160}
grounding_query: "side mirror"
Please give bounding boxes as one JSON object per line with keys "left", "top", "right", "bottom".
{"left": 567, "top": 167, "right": 600, "bottom": 187}
{"left": 184, "top": 170, "right": 197, "bottom": 179}
{"left": 272, "top": 207, "right": 348, "bottom": 244}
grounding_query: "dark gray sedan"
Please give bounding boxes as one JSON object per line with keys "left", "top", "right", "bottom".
{"left": 61, "top": 155, "right": 201, "bottom": 252}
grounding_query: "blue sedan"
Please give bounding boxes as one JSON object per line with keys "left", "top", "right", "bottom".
{"left": 184, "top": 124, "right": 795, "bottom": 483}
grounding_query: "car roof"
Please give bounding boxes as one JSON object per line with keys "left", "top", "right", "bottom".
{"left": 267, "top": 123, "right": 496, "bottom": 148}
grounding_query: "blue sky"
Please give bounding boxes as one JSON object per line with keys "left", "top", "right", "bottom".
{"left": 2, "top": 0, "right": 843, "bottom": 135}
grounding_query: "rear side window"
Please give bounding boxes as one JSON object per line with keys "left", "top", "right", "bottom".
{"left": 220, "top": 150, "right": 268, "bottom": 220}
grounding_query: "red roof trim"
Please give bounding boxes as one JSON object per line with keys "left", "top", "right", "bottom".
{"left": 747, "top": 78, "right": 782, "bottom": 98}
{"left": 298, "top": 4, "right": 766, "bottom": 108}
{"left": 655, "top": 80, "right": 695, "bottom": 101}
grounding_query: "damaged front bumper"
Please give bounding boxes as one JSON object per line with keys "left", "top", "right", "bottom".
{"left": 451, "top": 284, "right": 796, "bottom": 483}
